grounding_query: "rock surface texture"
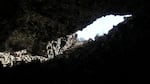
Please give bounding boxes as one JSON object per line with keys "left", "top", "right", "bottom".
{"left": 0, "top": 0, "right": 149, "bottom": 83}
{"left": 0, "top": 33, "right": 81, "bottom": 67}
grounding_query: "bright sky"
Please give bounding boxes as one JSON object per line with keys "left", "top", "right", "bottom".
{"left": 76, "top": 14, "right": 132, "bottom": 41}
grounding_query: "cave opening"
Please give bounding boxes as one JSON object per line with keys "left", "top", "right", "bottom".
{"left": 76, "top": 14, "right": 132, "bottom": 41}
{"left": 0, "top": 14, "right": 132, "bottom": 67}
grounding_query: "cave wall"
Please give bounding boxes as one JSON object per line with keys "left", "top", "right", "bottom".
{"left": 0, "top": 0, "right": 149, "bottom": 83}
{"left": 0, "top": 0, "right": 145, "bottom": 53}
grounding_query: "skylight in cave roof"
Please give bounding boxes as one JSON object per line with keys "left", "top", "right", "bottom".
{"left": 76, "top": 14, "right": 132, "bottom": 41}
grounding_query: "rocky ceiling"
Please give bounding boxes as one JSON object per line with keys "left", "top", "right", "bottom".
{"left": 0, "top": 0, "right": 149, "bottom": 83}
{"left": 0, "top": 0, "right": 143, "bottom": 52}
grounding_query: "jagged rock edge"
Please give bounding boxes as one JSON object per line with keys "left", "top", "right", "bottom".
{"left": 0, "top": 33, "right": 84, "bottom": 67}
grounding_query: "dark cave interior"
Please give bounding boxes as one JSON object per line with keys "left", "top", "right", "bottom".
{"left": 0, "top": 0, "right": 149, "bottom": 83}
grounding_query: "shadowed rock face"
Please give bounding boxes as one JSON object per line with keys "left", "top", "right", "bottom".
{"left": 0, "top": 0, "right": 149, "bottom": 83}
{"left": 0, "top": 0, "right": 144, "bottom": 53}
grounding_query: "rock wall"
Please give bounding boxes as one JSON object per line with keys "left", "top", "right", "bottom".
{"left": 0, "top": 0, "right": 149, "bottom": 83}
{"left": 0, "top": 0, "right": 145, "bottom": 53}
{"left": 0, "top": 33, "right": 81, "bottom": 67}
